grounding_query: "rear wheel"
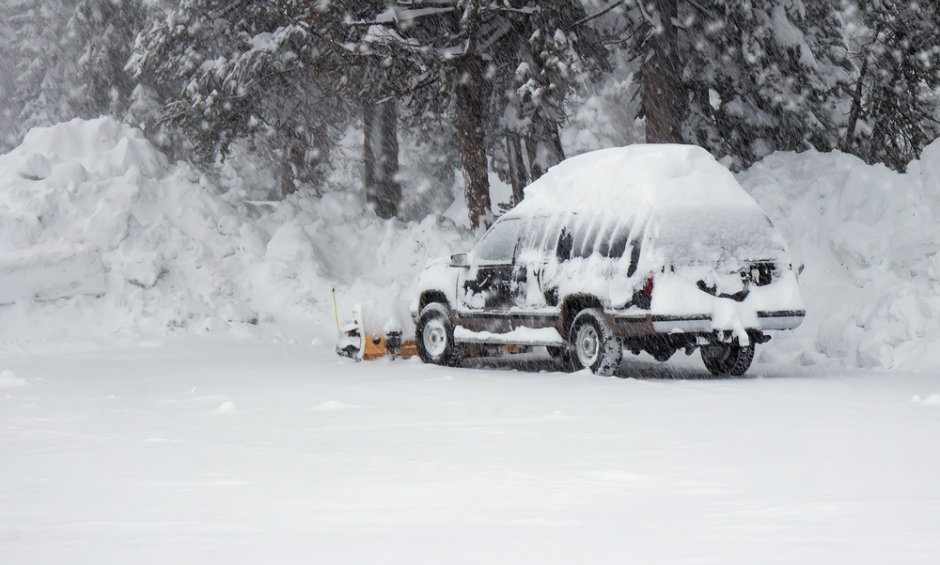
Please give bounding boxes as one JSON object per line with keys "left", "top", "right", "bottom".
{"left": 567, "top": 309, "right": 622, "bottom": 376}
{"left": 700, "top": 342, "right": 754, "bottom": 376}
{"left": 415, "top": 303, "right": 463, "bottom": 367}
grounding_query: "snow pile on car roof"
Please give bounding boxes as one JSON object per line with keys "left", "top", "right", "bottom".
{"left": 517, "top": 144, "right": 762, "bottom": 215}
{"left": 513, "top": 144, "right": 788, "bottom": 266}
{"left": 740, "top": 144, "right": 940, "bottom": 371}
{"left": 0, "top": 118, "right": 470, "bottom": 348}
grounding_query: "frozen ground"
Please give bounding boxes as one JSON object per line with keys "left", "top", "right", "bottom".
{"left": 2, "top": 338, "right": 939, "bottom": 565}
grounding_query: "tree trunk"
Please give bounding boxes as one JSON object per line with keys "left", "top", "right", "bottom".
{"left": 363, "top": 100, "right": 401, "bottom": 219}
{"left": 505, "top": 133, "right": 528, "bottom": 205}
{"left": 525, "top": 116, "right": 565, "bottom": 181}
{"left": 377, "top": 101, "right": 401, "bottom": 218}
{"left": 843, "top": 40, "right": 873, "bottom": 152}
{"left": 642, "top": 0, "right": 686, "bottom": 144}
{"left": 455, "top": 0, "right": 491, "bottom": 230}
{"left": 363, "top": 101, "right": 376, "bottom": 199}
{"left": 455, "top": 55, "right": 491, "bottom": 230}
{"left": 279, "top": 147, "right": 298, "bottom": 199}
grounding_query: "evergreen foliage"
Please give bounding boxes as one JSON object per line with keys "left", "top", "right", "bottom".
{"left": 620, "top": 0, "right": 854, "bottom": 168}
{"left": 130, "top": 0, "right": 348, "bottom": 195}
{"left": 0, "top": 0, "right": 78, "bottom": 149}
{"left": 68, "top": 0, "right": 149, "bottom": 119}
{"left": 844, "top": 0, "right": 940, "bottom": 171}
{"left": 1, "top": 0, "right": 939, "bottom": 216}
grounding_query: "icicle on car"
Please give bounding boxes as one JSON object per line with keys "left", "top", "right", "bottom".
{"left": 409, "top": 145, "right": 805, "bottom": 376}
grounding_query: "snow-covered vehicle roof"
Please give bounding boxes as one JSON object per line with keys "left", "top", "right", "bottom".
{"left": 504, "top": 144, "right": 789, "bottom": 265}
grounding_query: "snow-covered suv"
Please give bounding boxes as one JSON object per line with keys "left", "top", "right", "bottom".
{"left": 411, "top": 145, "right": 805, "bottom": 376}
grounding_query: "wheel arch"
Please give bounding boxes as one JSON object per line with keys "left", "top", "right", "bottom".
{"left": 560, "top": 293, "right": 604, "bottom": 335}
{"left": 419, "top": 290, "right": 451, "bottom": 312}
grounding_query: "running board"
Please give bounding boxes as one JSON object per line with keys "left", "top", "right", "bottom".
{"left": 454, "top": 326, "right": 565, "bottom": 347}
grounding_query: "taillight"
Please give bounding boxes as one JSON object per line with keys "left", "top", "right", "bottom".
{"left": 644, "top": 272, "right": 655, "bottom": 297}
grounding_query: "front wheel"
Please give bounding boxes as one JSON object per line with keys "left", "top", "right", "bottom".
{"left": 568, "top": 309, "right": 622, "bottom": 376}
{"left": 415, "top": 303, "right": 463, "bottom": 367}
{"left": 700, "top": 342, "right": 755, "bottom": 377}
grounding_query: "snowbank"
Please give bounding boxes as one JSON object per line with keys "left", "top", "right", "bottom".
{"left": 1, "top": 117, "right": 937, "bottom": 371}
{"left": 739, "top": 146, "right": 940, "bottom": 370}
{"left": 0, "top": 118, "right": 471, "bottom": 348}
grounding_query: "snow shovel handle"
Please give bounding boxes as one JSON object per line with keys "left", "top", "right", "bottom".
{"left": 331, "top": 288, "right": 341, "bottom": 332}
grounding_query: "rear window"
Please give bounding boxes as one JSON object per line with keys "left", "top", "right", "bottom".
{"left": 651, "top": 208, "right": 785, "bottom": 263}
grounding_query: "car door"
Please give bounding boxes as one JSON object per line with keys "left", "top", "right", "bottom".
{"left": 457, "top": 218, "right": 524, "bottom": 331}
{"left": 511, "top": 218, "right": 563, "bottom": 309}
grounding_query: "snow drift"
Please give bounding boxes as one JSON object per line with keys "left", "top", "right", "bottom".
{"left": 0, "top": 118, "right": 470, "bottom": 347}
{"left": 740, "top": 148, "right": 940, "bottom": 370}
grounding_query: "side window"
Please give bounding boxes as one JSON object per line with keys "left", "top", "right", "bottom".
{"left": 572, "top": 223, "right": 602, "bottom": 259}
{"left": 518, "top": 217, "right": 555, "bottom": 257}
{"left": 607, "top": 228, "right": 631, "bottom": 259}
{"left": 556, "top": 228, "right": 573, "bottom": 261}
{"left": 627, "top": 241, "right": 641, "bottom": 277}
{"left": 603, "top": 226, "right": 641, "bottom": 276}
{"left": 474, "top": 218, "right": 523, "bottom": 263}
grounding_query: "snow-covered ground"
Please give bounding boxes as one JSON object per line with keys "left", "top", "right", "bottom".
{"left": 2, "top": 339, "right": 939, "bottom": 565}
{"left": 2, "top": 117, "right": 939, "bottom": 564}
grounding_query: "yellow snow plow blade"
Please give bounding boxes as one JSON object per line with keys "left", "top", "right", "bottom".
{"left": 334, "top": 301, "right": 417, "bottom": 361}
{"left": 361, "top": 333, "right": 418, "bottom": 361}
{"left": 337, "top": 329, "right": 418, "bottom": 361}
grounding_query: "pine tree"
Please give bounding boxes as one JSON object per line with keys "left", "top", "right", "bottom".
{"left": 66, "top": 0, "right": 148, "bottom": 119}
{"left": 325, "top": 0, "right": 410, "bottom": 219}
{"left": 0, "top": 0, "right": 157, "bottom": 150}
{"left": 130, "top": 0, "right": 348, "bottom": 197}
{"left": 637, "top": 0, "right": 686, "bottom": 144}
{"left": 0, "top": 0, "right": 79, "bottom": 149}
{"left": 844, "top": 0, "right": 940, "bottom": 171}
{"left": 344, "top": 1, "right": 609, "bottom": 227}
{"left": 618, "top": 0, "right": 853, "bottom": 168}
{"left": 490, "top": 2, "right": 609, "bottom": 203}
{"left": 0, "top": 11, "right": 17, "bottom": 148}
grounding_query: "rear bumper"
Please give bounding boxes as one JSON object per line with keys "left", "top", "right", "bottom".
{"left": 618, "top": 310, "right": 805, "bottom": 334}
{"left": 753, "top": 310, "right": 806, "bottom": 331}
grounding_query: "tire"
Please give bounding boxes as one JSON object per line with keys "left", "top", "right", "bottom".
{"left": 415, "top": 303, "right": 463, "bottom": 367}
{"left": 567, "top": 308, "right": 622, "bottom": 376}
{"left": 700, "top": 342, "right": 755, "bottom": 377}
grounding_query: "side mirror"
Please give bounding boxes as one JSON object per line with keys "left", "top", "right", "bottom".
{"left": 450, "top": 253, "right": 470, "bottom": 269}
